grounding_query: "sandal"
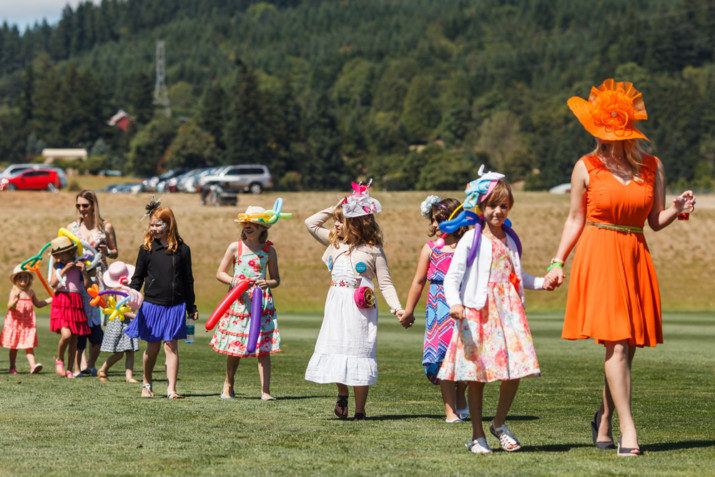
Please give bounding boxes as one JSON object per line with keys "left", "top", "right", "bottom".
{"left": 591, "top": 411, "right": 616, "bottom": 449}
{"left": 54, "top": 357, "right": 66, "bottom": 377}
{"left": 456, "top": 407, "right": 470, "bottom": 420}
{"left": 98, "top": 370, "right": 109, "bottom": 383}
{"left": 31, "top": 363, "right": 43, "bottom": 374}
{"left": 334, "top": 395, "right": 348, "bottom": 419}
{"left": 617, "top": 438, "right": 641, "bottom": 457}
{"left": 126, "top": 378, "right": 139, "bottom": 383}
{"left": 490, "top": 422, "right": 521, "bottom": 452}
{"left": 466, "top": 437, "right": 493, "bottom": 454}
{"left": 352, "top": 412, "right": 367, "bottom": 421}
{"left": 167, "top": 391, "right": 185, "bottom": 399}
{"left": 141, "top": 382, "right": 154, "bottom": 398}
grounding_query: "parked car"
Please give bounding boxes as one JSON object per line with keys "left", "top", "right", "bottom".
{"left": 180, "top": 167, "right": 220, "bottom": 193}
{"left": 142, "top": 169, "right": 187, "bottom": 192}
{"left": 0, "top": 163, "right": 67, "bottom": 188}
{"left": 0, "top": 168, "right": 62, "bottom": 191}
{"left": 197, "top": 164, "right": 272, "bottom": 194}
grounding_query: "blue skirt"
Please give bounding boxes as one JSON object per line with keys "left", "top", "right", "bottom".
{"left": 124, "top": 301, "right": 186, "bottom": 342}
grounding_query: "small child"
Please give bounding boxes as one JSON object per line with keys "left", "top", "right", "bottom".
{"left": 211, "top": 206, "right": 281, "bottom": 400}
{"left": 97, "top": 261, "right": 143, "bottom": 383}
{"left": 49, "top": 236, "right": 92, "bottom": 378}
{"left": 439, "top": 170, "right": 554, "bottom": 454}
{"left": 1, "top": 265, "right": 51, "bottom": 374}
{"left": 401, "top": 196, "right": 469, "bottom": 422}
{"left": 124, "top": 204, "right": 198, "bottom": 398}
{"left": 304, "top": 182, "right": 403, "bottom": 420}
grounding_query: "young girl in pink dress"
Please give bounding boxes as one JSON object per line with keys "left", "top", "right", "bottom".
{"left": 439, "top": 170, "right": 554, "bottom": 454}
{"left": 1, "top": 265, "right": 51, "bottom": 374}
{"left": 401, "top": 196, "right": 468, "bottom": 422}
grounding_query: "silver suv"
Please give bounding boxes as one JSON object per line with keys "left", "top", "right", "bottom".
{"left": 197, "top": 164, "right": 272, "bottom": 194}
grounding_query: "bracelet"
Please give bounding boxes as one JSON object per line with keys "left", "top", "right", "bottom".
{"left": 546, "top": 262, "right": 564, "bottom": 272}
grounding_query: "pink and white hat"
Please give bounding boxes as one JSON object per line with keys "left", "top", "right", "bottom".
{"left": 342, "top": 180, "right": 382, "bottom": 218}
{"left": 102, "top": 261, "right": 136, "bottom": 288}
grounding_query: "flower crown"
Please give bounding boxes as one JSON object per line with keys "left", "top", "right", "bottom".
{"left": 342, "top": 179, "right": 382, "bottom": 218}
{"left": 420, "top": 195, "right": 442, "bottom": 219}
{"left": 567, "top": 79, "right": 648, "bottom": 141}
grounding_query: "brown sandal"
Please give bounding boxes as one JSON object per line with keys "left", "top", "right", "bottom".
{"left": 98, "top": 370, "right": 109, "bottom": 383}
{"left": 334, "top": 395, "right": 348, "bottom": 419}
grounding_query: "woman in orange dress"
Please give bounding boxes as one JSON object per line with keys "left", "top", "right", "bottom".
{"left": 545, "top": 79, "right": 696, "bottom": 456}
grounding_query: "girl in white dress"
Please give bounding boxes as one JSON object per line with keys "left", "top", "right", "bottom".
{"left": 304, "top": 183, "right": 404, "bottom": 420}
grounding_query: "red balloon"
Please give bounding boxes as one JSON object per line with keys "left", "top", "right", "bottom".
{"left": 205, "top": 279, "right": 251, "bottom": 331}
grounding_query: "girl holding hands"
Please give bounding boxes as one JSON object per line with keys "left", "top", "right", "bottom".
{"left": 304, "top": 182, "right": 403, "bottom": 420}
{"left": 401, "top": 196, "right": 468, "bottom": 422}
{"left": 439, "top": 170, "right": 555, "bottom": 454}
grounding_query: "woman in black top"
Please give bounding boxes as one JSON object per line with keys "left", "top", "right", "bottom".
{"left": 125, "top": 206, "right": 198, "bottom": 398}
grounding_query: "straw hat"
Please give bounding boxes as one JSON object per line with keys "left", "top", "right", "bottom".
{"left": 234, "top": 206, "right": 272, "bottom": 228}
{"left": 102, "top": 261, "right": 136, "bottom": 288}
{"left": 567, "top": 78, "right": 648, "bottom": 141}
{"left": 50, "top": 236, "right": 77, "bottom": 256}
{"left": 10, "top": 265, "right": 32, "bottom": 283}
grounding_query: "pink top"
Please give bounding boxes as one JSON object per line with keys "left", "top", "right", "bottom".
{"left": 58, "top": 266, "right": 83, "bottom": 293}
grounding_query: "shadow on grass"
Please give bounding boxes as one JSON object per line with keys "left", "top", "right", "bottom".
{"left": 520, "top": 443, "right": 591, "bottom": 452}
{"left": 188, "top": 394, "right": 331, "bottom": 400}
{"left": 642, "top": 440, "right": 715, "bottom": 452}
{"left": 364, "top": 414, "right": 539, "bottom": 421}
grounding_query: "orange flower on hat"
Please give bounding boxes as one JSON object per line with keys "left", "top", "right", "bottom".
{"left": 567, "top": 79, "right": 648, "bottom": 141}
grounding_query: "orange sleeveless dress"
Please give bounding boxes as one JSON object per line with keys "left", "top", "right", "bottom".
{"left": 562, "top": 154, "right": 662, "bottom": 347}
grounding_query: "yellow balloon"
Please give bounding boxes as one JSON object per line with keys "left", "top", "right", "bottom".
{"left": 58, "top": 227, "right": 84, "bottom": 255}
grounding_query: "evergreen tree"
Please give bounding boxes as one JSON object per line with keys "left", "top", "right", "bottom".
{"left": 303, "top": 93, "right": 344, "bottom": 188}
{"left": 198, "top": 80, "right": 227, "bottom": 151}
{"left": 129, "top": 71, "right": 155, "bottom": 125}
{"left": 223, "top": 64, "right": 269, "bottom": 166}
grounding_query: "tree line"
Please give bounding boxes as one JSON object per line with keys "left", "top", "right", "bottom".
{"left": 0, "top": 0, "right": 712, "bottom": 190}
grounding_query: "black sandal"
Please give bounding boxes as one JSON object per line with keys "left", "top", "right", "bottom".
{"left": 334, "top": 395, "right": 348, "bottom": 419}
{"left": 353, "top": 412, "right": 366, "bottom": 421}
{"left": 591, "top": 411, "right": 616, "bottom": 449}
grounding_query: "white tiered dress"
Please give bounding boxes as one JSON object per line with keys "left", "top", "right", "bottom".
{"left": 305, "top": 253, "right": 378, "bottom": 386}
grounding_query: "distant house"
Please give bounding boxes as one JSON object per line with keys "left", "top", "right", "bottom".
{"left": 42, "top": 148, "right": 88, "bottom": 164}
{"left": 108, "top": 109, "right": 134, "bottom": 131}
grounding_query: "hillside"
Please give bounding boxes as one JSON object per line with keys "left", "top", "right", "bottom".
{"left": 0, "top": 0, "right": 712, "bottom": 189}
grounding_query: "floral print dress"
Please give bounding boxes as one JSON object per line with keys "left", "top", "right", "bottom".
{"left": 438, "top": 236, "right": 540, "bottom": 383}
{"left": 210, "top": 241, "right": 280, "bottom": 357}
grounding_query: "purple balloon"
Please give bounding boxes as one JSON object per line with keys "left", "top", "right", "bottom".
{"left": 246, "top": 287, "right": 263, "bottom": 354}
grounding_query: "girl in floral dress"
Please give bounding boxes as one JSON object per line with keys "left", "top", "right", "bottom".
{"left": 401, "top": 196, "right": 468, "bottom": 422}
{"left": 439, "top": 171, "right": 554, "bottom": 454}
{"left": 211, "top": 206, "right": 281, "bottom": 401}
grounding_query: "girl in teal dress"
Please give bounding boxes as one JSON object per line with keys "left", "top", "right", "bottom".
{"left": 211, "top": 206, "right": 281, "bottom": 400}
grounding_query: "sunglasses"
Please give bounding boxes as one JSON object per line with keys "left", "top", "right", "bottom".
{"left": 76, "top": 203, "right": 92, "bottom": 209}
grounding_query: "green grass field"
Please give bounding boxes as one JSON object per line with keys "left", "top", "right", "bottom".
{"left": 0, "top": 311, "right": 712, "bottom": 475}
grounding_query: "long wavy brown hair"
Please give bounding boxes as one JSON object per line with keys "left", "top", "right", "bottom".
{"left": 143, "top": 206, "right": 182, "bottom": 252}
{"left": 592, "top": 139, "right": 645, "bottom": 180}
{"left": 76, "top": 190, "right": 106, "bottom": 233}
{"left": 329, "top": 206, "right": 383, "bottom": 248}
{"left": 428, "top": 198, "right": 467, "bottom": 240}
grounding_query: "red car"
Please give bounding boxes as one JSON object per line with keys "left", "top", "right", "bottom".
{"left": 0, "top": 168, "right": 62, "bottom": 191}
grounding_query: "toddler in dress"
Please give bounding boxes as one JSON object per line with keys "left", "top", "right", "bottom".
{"left": 1, "top": 265, "right": 51, "bottom": 374}
{"left": 97, "top": 261, "right": 143, "bottom": 383}
{"left": 439, "top": 170, "right": 556, "bottom": 454}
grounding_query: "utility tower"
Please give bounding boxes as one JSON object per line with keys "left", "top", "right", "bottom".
{"left": 154, "top": 40, "right": 171, "bottom": 117}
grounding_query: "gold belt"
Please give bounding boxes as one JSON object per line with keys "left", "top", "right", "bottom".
{"left": 587, "top": 222, "right": 643, "bottom": 234}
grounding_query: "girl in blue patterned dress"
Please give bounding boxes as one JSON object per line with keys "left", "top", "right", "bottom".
{"left": 211, "top": 206, "right": 281, "bottom": 400}
{"left": 402, "top": 196, "right": 469, "bottom": 422}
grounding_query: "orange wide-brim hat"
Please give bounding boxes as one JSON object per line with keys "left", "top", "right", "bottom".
{"left": 567, "top": 78, "right": 648, "bottom": 141}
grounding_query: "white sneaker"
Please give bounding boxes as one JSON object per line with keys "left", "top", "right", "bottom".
{"left": 466, "top": 437, "right": 493, "bottom": 454}
{"left": 445, "top": 416, "right": 463, "bottom": 423}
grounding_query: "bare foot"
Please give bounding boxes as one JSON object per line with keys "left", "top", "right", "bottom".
{"left": 126, "top": 377, "right": 139, "bottom": 383}
{"left": 261, "top": 393, "right": 276, "bottom": 401}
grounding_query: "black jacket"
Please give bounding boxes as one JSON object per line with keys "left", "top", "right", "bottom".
{"left": 129, "top": 239, "right": 197, "bottom": 314}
